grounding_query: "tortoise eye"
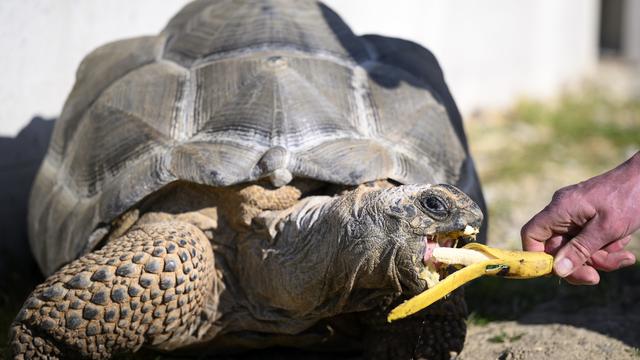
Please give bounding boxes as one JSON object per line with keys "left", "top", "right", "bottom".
{"left": 419, "top": 195, "right": 448, "bottom": 218}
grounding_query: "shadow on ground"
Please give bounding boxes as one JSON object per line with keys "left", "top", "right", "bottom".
{"left": 465, "top": 262, "right": 640, "bottom": 349}
{"left": 0, "top": 117, "right": 53, "bottom": 355}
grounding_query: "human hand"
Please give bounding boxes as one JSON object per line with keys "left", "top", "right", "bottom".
{"left": 521, "top": 152, "right": 640, "bottom": 284}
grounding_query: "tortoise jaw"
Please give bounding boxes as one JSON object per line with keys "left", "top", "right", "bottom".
{"left": 419, "top": 226, "right": 480, "bottom": 288}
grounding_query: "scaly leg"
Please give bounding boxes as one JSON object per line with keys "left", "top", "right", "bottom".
{"left": 361, "top": 289, "right": 467, "bottom": 360}
{"left": 10, "top": 221, "right": 215, "bottom": 359}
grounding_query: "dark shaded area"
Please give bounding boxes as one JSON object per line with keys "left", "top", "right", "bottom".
{"left": 599, "top": 0, "right": 624, "bottom": 54}
{"left": 465, "top": 263, "right": 640, "bottom": 348}
{"left": 0, "top": 117, "right": 53, "bottom": 355}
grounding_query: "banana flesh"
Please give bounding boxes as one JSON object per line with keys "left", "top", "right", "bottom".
{"left": 387, "top": 243, "right": 553, "bottom": 322}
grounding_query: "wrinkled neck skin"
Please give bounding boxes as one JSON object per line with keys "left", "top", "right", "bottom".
{"left": 221, "top": 186, "right": 424, "bottom": 336}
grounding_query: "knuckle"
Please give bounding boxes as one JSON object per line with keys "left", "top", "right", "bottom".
{"left": 567, "top": 238, "right": 593, "bottom": 261}
{"left": 552, "top": 185, "right": 578, "bottom": 203}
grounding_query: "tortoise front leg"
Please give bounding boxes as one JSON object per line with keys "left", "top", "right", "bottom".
{"left": 361, "top": 290, "right": 468, "bottom": 360}
{"left": 10, "top": 222, "right": 216, "bottom": 359}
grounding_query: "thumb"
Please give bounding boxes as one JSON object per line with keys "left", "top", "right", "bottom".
{"left": 553, "top": 219, "right": 609, "bottom": 277}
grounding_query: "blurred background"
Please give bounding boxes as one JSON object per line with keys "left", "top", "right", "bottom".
{"left": 0, "top": 0, "right": 639, "bottom": 359}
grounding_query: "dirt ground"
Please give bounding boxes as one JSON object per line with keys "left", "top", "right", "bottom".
{"left": 459, "top": 262, "right": 640, "bottom": 359}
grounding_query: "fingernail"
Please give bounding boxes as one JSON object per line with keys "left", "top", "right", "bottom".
{"left": 554, "top": 258, "right": 574, "bottom": 277}
{"left": 621, "top": 258, "right": 637, "bottom": 267}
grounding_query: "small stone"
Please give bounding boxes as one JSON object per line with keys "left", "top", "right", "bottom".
{"left": 67, "top": 272, "right": 92, "bottom": 289}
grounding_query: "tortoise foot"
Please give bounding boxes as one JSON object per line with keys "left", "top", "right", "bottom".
{"left": 10, "top": 222, "right": 216, "bottom": 359}
{"left": 362, "top": 291, "right": 467, "bottom": 360}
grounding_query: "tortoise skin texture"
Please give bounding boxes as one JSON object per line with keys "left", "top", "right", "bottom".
{"left": 29, "top": 0, "right": 479, "bottom": 275}
{"left": 12, "top": 222, "right": 216, "bottom": 358}
{"left": 16, "top": 1, "right": 487, "bottom": 359}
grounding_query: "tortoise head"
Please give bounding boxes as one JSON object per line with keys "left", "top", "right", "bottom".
{"left": 235, "top": 183, "right": 483, "bottom": 323}
{"left": 347, "top": 184, "right": 483, "bottom": 295}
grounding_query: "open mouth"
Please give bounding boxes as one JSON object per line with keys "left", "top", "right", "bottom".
{"left": 419, "top": 225, "right": 479, "bottom": 288}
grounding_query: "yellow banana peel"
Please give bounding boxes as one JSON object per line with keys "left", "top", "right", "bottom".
{"left": 387, "top": 243, "right": 553, "bottom": 322}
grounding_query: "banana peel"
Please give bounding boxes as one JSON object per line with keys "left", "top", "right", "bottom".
{"left": 387, "top": 243, "right": 553, "bottom": 322}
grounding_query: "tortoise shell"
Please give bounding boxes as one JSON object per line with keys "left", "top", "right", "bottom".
{"left": 29, "top": 0, "right": 473, "bottom": 275}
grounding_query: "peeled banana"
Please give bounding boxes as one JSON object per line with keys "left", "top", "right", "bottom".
{"left": 388, "top": 243, "right": 553, "bottom": 322}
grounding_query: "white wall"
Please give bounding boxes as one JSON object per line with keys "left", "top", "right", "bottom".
{"left": 623, "top": 0, "right": 640, "bottom": 62}
{"left": 0, "top": 0, "right": 599, "bottom": 136}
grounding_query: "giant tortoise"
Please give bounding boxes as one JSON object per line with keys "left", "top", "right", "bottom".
{"left": 11, "top": 1, "right": 487, "bottom": 359}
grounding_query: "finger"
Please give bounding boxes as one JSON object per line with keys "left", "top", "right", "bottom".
{"left": 590, "top": 249, "right": 636, "bottom": 272}
{"left": 523, "top": 236, "right": 545, "bottom": 252}
{"left": 603, "top": 236, "right": 632, "bottom": 253}
{"left": 553, "top": 218, "right": 610, "bottom": 277}
{"left": 543, "top": 235, "right": 565, "bottom": 255}
{"left": 563, "top": 265, "right": 600, "bottom": 285}
{"left": 521, "top": 207, "right": 558, "bottom": 248}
